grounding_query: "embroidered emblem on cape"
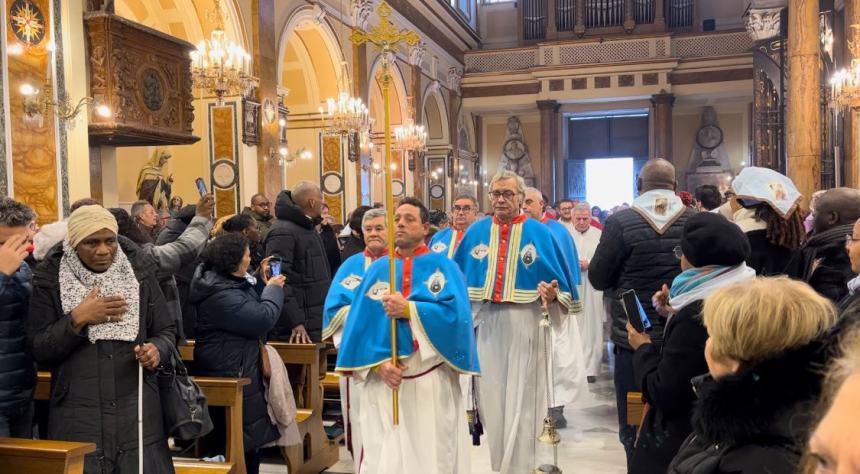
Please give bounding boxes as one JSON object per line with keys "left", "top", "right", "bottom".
{"left": 366, "top": 281, "right": 390, "bottom": 301}
{"left": 471, "top": 243, "right": 489, "bottom": 260}
{"left": 431, "top": 241, "right": 448, "bottom": 253}
{"left": 521, "top": 243, "right": 538, "bottom": 267}
{"left": 426, "top": 269, "right": 447, "bottom": 296}
{"left": 340, "top": 274, "right": 362, "bottom": 290}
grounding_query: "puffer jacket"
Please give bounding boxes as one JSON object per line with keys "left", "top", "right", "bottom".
{"left": 0, "top": 262, "right": 35, "bottom": 413}
{"left": 668, "top": 341, "right": 826, "bottom": 474}
{"left": 190, "top": 265, "right": 282, "bottom": 451}
{"left": 263, "top": 190, "right": 332, "bottom": 341}
{"left": 785, "top": 223, "right": 856, "bottom": 302}
{"left": 588, "top": 206, "right": 695, "bottom": 348}
{"left": 28, "top": 237, "right": 176, "bottom": 473}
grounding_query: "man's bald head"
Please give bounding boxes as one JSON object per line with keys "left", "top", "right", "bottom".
{"left": 291, "top": 181, "right": 323, "bottom": 217}
{"left": 812, "top": 187, "right": 860, "bottom": 234}
{"left": 637, "top": 158, "right": 677, "bottom": 193}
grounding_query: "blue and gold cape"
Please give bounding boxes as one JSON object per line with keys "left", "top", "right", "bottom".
{"left": 542, "top": 218, "right": 582, "bottom": 286}
{"left": 321, "top": 250, "right": 380, "bottom": 341}
{"left": 452, "top": 214, "right": 582, "bottom": 312}
{"left": 335, "top": 247, "right": 480, "bottom": 375}
{"left": 428, "top": 227, "right": 464, "bottom": 258}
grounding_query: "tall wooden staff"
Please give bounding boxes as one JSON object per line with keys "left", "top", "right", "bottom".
{"left": 351, "top": 1, "right": 420, "bottom": 425}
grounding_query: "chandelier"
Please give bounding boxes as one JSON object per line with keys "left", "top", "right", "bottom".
{"left": 831, "top": 24, "right": 860, "bottom": 109}
{"left": 394, "top": 118, "right": 427, "bottom": 153}
{"left": 190, "top": 0, "right": 256, "bottom": 105}
{"left": 319, "top": 62, "right": 371, "bottom": 136}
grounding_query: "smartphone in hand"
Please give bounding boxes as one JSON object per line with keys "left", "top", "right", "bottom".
{"left": 270, "top": 258, "right": 282, "bottom": 277}
{"left": 195, "top": 177, "right": 207, "bottom": 197}
{"left": 621, "top": 289, "right": 652, "bottom": 333}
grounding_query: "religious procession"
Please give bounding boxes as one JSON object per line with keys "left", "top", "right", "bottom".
{"left": 2, "top": 0, "right": 860, "bottom": 473}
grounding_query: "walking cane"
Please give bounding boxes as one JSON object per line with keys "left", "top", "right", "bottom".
{"left": 138, "top": 363, "right": 144, "bottom": 474}
{"left": 535, "top": 284, "right": 562, "bottom": 474}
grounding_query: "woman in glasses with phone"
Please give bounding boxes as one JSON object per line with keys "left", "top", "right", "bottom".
{"left": 626, "top": 212, "right": 756, "bottom": 474}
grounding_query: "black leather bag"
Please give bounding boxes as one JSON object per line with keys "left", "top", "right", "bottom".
{"left": 156, "top": 345, "right": 213, "bottom": 440}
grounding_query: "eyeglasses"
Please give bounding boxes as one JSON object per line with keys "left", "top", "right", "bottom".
{"left": 452, "top": 205, "right": 474, "bottom": 213}
{"left": 673, "top": 245, "right": 683, "bottom": 260}
{"left": 489, "top": 190, "right": 517, "bottom": 201}
{"left": 846, "top": 235, "right": 860, "bottom": 246}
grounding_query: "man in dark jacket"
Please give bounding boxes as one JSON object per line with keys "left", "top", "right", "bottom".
{"left": 0, "top": 197, "right": 36, "bottom": 437}
{"left": 242, "top": 193, "right": 274, "bottom": 240}
{"left": 265, "top": 181, "right": 332, "bottom": 342}
{"left": 786, "top": 187, "right": 860, "bottom": 303}
{"left": 588, "top": 158, "right": 695, "bottom": 466}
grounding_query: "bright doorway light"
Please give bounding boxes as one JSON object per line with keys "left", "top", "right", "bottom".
{"left": 586, "top": 157, "right": 634, "bottom": 209}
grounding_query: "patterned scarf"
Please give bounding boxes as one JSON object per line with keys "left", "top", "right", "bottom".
{"left": 668, "top": 264, "right": 756, "bottom": 313}
{"left": 59, "top": 242, "right": 140, "bottom": 343}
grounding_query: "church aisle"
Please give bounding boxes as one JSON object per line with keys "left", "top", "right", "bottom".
{"left": 259, "top": 361, "right": 627, "bottom": 473}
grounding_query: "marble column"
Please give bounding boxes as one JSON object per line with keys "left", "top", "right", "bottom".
{"left": 448, "top": 68, "right": 462, "bottom": 204}
{"left": 252, "top": 0, "right": 281, "bottom": 201}
{"left": 537, "top": 99, "right": 560, "bottom": 199}
{"left": 410, "top": 44, "right": 425, "bottom": 201}
{"left": 786, "top": 0, "right": 821, "bottom": 208}
{"left": 353, "top": 42, "right": 368, "bottom": 205}
{"left": 845, "top": 0, "right": 860, "bottom": 187}
{"left": 650, "top": 92, "right": 675, "bottom": 161}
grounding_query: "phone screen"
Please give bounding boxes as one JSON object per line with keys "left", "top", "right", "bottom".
{"left": 621, "top": 289, "right": 651, "bottom": 333}
{"left": 270, "top": 260, "right": 282, "bottom": 277}
{"left": 195, "top": 178, "right": 207, "bottom": 197}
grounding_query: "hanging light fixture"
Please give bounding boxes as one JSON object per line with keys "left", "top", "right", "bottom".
{"left": 393, "top": 118, "right": 427, "bottom": 153}
{"left": 190, "top": 0, "right": 257, "bottom": 105}
{"left": 831, "top": 24, "right": 860, "bottom": 109}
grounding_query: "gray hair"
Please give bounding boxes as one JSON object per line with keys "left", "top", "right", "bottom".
{"left": 574, "top": 202, "right": 591, "bottom": 212}
{"left": 130, "top": 200, "right": 151, "bottom": 218}
{"left": 362, "top": 208, "right": 387, "bottom": 227}
{"left": 489, "top": 170, "right": 525, "bottom": 196}
{"left": 453, "top": 194, "right": 478, "bottom": 208}
{"left": 0, "top": 197, "right": 36, "bottom": 227}
{"left": 524, "top": 187, "right": 543, "bottom": 202}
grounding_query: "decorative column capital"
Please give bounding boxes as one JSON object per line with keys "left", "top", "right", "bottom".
{"left": 312, "top": 4, "right": 327, "bottom": 25}
{"left": 537, "top": 99, "right": 560, "bottom": 112}
{"left": 745, "top": 7, "right": 784, "bottom": 42}
{"left": 650, "top": 92, "right": 675, "bottom": 107}
{"left": 427, "top": 79, "right": 441, "bottom": 95}
{"left": 351, "top": 0, "right": 374, "bottom": 30}
{"left": 447, "top": 67, "right": 462, "bottom": 92}
{"left": 409, "top": 42, "right": 426, "bottom": 67}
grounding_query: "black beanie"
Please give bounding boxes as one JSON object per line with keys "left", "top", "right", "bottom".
{"left": 681, "top": 212, "right": 751, "bottom": 267}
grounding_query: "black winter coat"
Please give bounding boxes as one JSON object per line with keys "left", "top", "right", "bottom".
{"left": 340, "top": 233, "right": 365, "bottom": 262}
{"left": 28, "top": 237, "right": 176, "bottom": 474}
{"left": 668, "top": 342, "right": 827, "bottom": 474}
{"left": 319, "top": 223, "right": 342, "bottom": 276}
{"left": 588, "top": 206, "right": 695, "bottom": 348}
{"left": 190, "top": 265, "right": 283, "bottom": 451}
{"left": 0, "top": 263, "right": 35, "bottom": 413}
{"left": 156, "top": 218, "right": 199, "bottom": 339}
{"left": 264, "top": 190, "right": 332, "bottom": 341}
{"left": 631, "top": 301, "right": 709, "bottom": 474}
{"left": 745, "top": 229, "right": 793, "bottom": 276}
{"left": 785, "top": 224, "right": 856, "bottom": 302}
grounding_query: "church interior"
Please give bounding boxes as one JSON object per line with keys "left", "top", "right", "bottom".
{"left": 2, "top": 0, "right": 860, "bottom": 473}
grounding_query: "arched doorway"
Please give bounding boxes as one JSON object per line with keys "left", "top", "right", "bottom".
{"left": 422, "top": 88, "right": 449, "bottom": 210}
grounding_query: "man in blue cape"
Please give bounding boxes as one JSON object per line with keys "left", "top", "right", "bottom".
{"left": 321, "top": 207, "right": 388, "bottom": 471}
{"left": 429, "top": 194, "right": 480, "bottom": 258}
{"left": 336, "top": 197, "right": 479, "bottom": 473}
{"left": 522, "top": 186, "right": 589, "bottom": 429}
{"left": 453, "top": 170, "right": 582, "bottom": 473}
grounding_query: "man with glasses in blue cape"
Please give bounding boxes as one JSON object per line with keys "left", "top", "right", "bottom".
{"left": 429, "top": 194, "right": 480, "bottom": 258}
{"left": 321, "top": 207, "right": 388, "bottom": 472}
{"left": 453, "top": 170, "right": 582, "bottom": 473}
{"left": 336, "top": 197, "right": 479, "bottom": 473}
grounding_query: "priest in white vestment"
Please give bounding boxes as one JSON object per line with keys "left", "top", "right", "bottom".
{"left": 335, "top": 198, "right": 479, "bottom": 474}
{"left": 453, "top": 171, "right": 582, "bottom": 473}
{"left": 569, "top": 202, "right": 607, "bottom": 381}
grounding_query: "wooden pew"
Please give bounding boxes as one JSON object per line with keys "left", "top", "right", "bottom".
{"left": 0, "top": 437, "right": 95, "bottom": 474}
{"left": 626, "top": 391, "right": 646, "bottom": 427}
{"left": 268, "top": 342, "right": 339, "bottom": 474}
{"left": 35, "top": 372, "right": 248, "bottom": 474}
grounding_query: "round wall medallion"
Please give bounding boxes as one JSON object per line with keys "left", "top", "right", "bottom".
{"left": 429, "top": 184, "right": 444, "bottom": 199}
{"left": 696, "top": 125, "right": 723, "bottom": 150}
{"left": 141, "top": 69, "right": 165, "bottom": 112}
{"left": 393, "top": 180, "right": 404, "bottom": 196}
{"left": 10, "top": 0, "right": 46, "bottom": 46}
{"left": 322, "top": 172, "right": 343, "bottom": 194}
{"left": 212, "top": 161, "right": 236, "bottom": 188}
{"left": 503, "top": 138, "right": 527, "bottom": 161}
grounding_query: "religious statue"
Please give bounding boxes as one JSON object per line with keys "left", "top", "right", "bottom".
{"left": 497, "top": 116, "right": 536, "bottom": 186}
{"left": 685, "top": 107, "right": 734, "bottom": 193}
{"left": 136, "top": 148, "right": 173, "bottom": 212}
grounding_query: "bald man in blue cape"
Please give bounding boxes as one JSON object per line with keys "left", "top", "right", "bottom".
{"left": 336, "top": 198, "right": 479, "bottom": 473}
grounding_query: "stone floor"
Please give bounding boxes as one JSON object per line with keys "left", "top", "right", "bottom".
{"left": 259, "top": 357, "right": 627, "bottom": 473}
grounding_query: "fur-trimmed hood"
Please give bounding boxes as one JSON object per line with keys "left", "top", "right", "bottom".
{"left": 691, "top": 340, "right": 827, "bottom": 447}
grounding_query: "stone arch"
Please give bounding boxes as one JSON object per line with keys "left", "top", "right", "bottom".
{"left": 367, "top": 55, "right": 408, "bottom": 127}
{"left": 421, "top": 86, "right": 449, "bottom": 145}
{"left": 115, "top": 0, "right": 246, "bottom": 48}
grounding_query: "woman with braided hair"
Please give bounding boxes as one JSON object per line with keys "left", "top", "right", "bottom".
{"left": 716, "top": 167, "right": 806, "bottom": 275}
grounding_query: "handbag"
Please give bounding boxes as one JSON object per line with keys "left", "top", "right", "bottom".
{"left": 156, "top": 344, "right": 214, "bottom": 440}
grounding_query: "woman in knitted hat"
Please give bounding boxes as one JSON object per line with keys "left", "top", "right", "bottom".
{"left": 626, "top": 212, "right": 757, "bottom": 474}
{"left": 27, "top": 205, "right": 175, "bottom": 473}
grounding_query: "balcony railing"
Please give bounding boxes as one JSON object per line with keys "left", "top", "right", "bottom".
{"left": 519, "top": 0, "right": 696, "bottom": 43}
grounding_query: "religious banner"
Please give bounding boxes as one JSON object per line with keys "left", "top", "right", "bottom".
{"left": 208, "top": 102, "right": 240, "bottom": 218}
{"left": 6, "top": 0, "right": 59, "bottom": 223}
{"left": 321, "top": 135, "right": 345, "bottom": 225}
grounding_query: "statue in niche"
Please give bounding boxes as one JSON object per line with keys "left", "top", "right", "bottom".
{"left": 497, "top": 116, "right": 536, "bottom": 186}
{"left": 685, "top": 106, "right": 734, "bottom": 193}
{"left": 136, "top": 148, "right": 174, "bottom": 212}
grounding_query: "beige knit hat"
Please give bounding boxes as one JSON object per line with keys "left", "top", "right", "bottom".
{"left": 66, "top": 205, "right": 118, "bottom": 248}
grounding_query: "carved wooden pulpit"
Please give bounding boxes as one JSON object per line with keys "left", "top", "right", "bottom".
{"left": 85, "top": 12, "right": 199, "bottom": 146}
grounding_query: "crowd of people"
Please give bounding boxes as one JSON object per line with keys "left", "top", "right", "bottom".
{"left": 1, "top": 160, "right": 860, "bottom": 473}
